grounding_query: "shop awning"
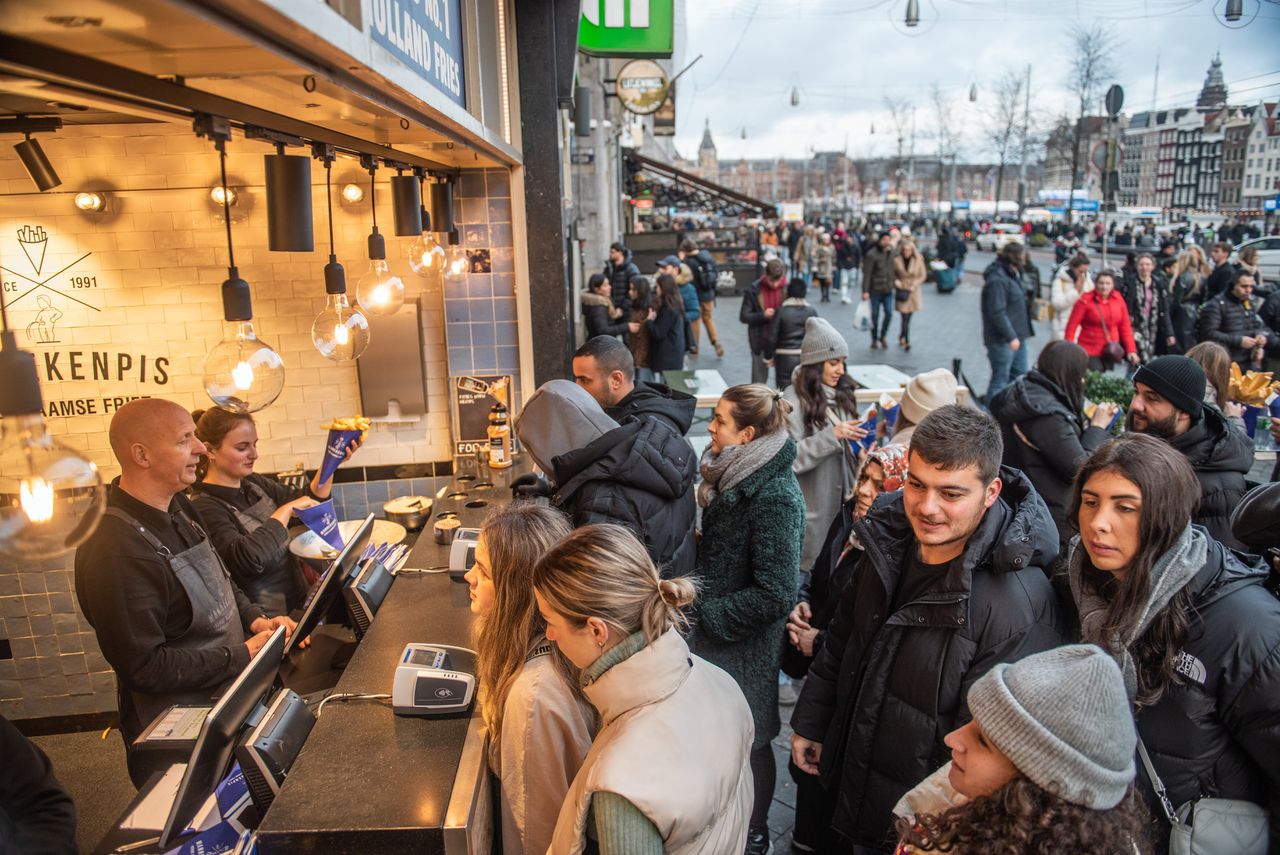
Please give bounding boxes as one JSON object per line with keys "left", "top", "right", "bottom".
{"left": 625, "top": 152, "right": 777, "bottom": 219}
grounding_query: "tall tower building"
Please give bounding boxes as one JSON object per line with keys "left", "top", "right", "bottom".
{"left": 1197, "top": 53, "right": 1228, "bottom": 112}
{"left": 698, "top": 119, "right": 718, "bottom": 175}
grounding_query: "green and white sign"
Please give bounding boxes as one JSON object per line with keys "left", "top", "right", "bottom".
{"left": 579, "top": 0, "right": 673, "bottom": 58}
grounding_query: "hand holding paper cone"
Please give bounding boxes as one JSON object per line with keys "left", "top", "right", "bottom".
{"left": 317, "top": 417, "right": 367, "bottom": 484}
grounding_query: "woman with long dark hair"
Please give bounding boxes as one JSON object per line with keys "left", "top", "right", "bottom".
{"left": 190, "top": 408, "right": 358, "bottom": 614}
{"left": 1067, "top": 434, "right": 1280, "bottom": 849}
{"left": 464, "top": 503, "right": 594, "bottom": 855}
{"left": 893, "top": 645, "right": 1150, "bottom": 854}
{"left": 988, "top": 340, "right": 1117, "bottom": 558}
{"left": 625, "top": 274, "right": 656, "bottom": 383}
{"left": 781, "top": 317, "right": 865, "bottom": 575}
{"left": 646, "top": 272, "right": 687, "bottom": 379}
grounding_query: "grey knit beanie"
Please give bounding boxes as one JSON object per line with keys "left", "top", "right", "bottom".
{"left": 800, "top": 317, "right": 849, "bottom": 366}
{"left": 967, "top": 644, "right": 1136, "bottom": 809}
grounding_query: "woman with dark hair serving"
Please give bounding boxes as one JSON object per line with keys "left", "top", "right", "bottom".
{"left": 1067, "top": 434, "right": 1280, "bottom": 851}
{"left": 190, "top": 407, "right": 359, "bottom": 614}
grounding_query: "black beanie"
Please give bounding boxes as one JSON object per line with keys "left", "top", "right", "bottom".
{"left": 1133, "top": 356, "right": 1206, "bottom": 423}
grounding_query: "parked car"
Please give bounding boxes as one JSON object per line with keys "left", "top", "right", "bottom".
{"left": 974, "top": 223, "right": 1024, "bottom": 252}
{"left": 1232, "top": 236, "right": 1280, "bottom": 281}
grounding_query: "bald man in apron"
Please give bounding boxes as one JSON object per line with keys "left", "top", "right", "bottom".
{"left": 74, "top": 399, "right": 297, "bottom": 788}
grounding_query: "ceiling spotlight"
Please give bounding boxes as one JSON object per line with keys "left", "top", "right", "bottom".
{"left": 74, "top": 191, "right": 106, "bottom": 212}
{"left": 342, "top": 183, "right": 364, "bottom": 203}
{"left": 14, "top": 133, "right": 61, "bottom": 192}
{"left": 905, "top": 0, "right": 920, "bottom": 27}
{"left": 211, "top": 185, "right": 237, "bottom": 207}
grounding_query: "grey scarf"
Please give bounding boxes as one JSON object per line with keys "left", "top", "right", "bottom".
{"left": 1067, "top": 525, "right": 1207, "bottom": 698}
{"left": 697, "top": 430, "right": 789, "bottom": 509}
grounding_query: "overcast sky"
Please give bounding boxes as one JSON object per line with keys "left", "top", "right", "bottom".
{"left": 673, "top": 0, "right": 1280, "bottom": 163}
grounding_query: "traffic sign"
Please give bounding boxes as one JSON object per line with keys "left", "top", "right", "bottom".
{"left": 1105, "top": 85, "right": 1124, "bottom": 118}
{"left": 1090, "top": 140, "right": 1124, "bottom": 174}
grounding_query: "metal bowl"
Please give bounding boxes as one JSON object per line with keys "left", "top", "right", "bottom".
{"left": 383, "top": 495, "right": 433, "bottom": 531}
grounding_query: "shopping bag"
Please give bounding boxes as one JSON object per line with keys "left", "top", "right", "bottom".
{"left": 853, "top": 299, "right": 871, "bottom": 331}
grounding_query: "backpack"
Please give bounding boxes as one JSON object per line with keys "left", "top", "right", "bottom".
{"left": 689, "top": 251, "right": 719, "bottom": 300}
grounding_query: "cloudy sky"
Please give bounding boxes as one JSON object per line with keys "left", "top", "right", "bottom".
{"left": 673, "top": 0, "right": 1280, "bottom": 162}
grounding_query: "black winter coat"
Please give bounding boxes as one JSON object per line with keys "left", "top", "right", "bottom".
{"left": 581, "top": 290, "right": 628, "bottom": 339}
{"left": 646, "top": 304, "right": 686, "bottom": 372}
{"left": 741, "top": 277, "right": 785, "bottom": 355}
{"left": 836, "top": 237, "right": 862, "bottom": 270}
{"left": 605, "top": 381, "right": 695, "bottom": 437}
{"left": 861, "top": 245, "right": 895, "bottom": 295}
{"left": 604, "top": 252, "right": 640, "bottom": 313}
{"left": 1168, "top": 406, "right": 1254, "bottom": 551}
{"left": 549, "top": 417, "right": 696, "bottom": 578}
{"left": 988, "top": 371, "right": 1111, "bottom": 557}
{"left": 790, "top": 467, "right": 1066, "bottom": 849}
{"left": 1197, "top": 290, "right": 1267, "bottom": 366}
{"left": 0, "top": 714, "right": 76, "bottom": 854}
{"left": 770, "top": 300, "right": 818, "bottom": 359}
{"left": 981, "top": 260, "right": 1034, "bottom": 346}
{"left": 1205, "top": 261, "right": 1239, "bottom": 301}
{"left": 1127, "top": 535, "right": 1280, "bottom": 849}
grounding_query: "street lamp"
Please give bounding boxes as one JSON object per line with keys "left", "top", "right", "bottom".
{"left": 1224, "top": 0, "right": 1243, "bottom": 21}
{"left": 905, "top": 0, "right": 920, "bottom": 27}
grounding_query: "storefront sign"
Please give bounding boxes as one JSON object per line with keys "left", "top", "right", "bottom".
{"left": 579, "top": 0, "right": 674, "bottom": 58}
{"left": 1, "top": 223, "right": 170, "bottom": 420}
{"left": 570, "top": 150, "right": 595, "bottom": 165}
{"left": 615, "top": 60, "right": 669, "bottom": 116}
{"left": 452, "top": 374, "right": 512, "bottom": 455}
{"left": 369, "top": 0, "right": 465, "bottom": 107}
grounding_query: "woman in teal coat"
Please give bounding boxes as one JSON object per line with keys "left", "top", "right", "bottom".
{"left": 691, "top": 382, "right": 806, "bottom": 855}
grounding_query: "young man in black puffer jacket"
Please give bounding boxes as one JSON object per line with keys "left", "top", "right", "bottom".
{"left": 1197, "top": 269, "right": 1269, "bottom": 369}
{"left": 790, "top": 406, "right": 1065, "bottom": 852}
{"left": 769, "top": 278, "right": 818, "bottom": 390}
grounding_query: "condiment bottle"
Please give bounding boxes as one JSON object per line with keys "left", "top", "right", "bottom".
{"left": 487, "top": 403, "right": 513, "bottom": 468}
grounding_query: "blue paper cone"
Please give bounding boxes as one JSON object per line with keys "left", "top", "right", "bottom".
{"left": 319, "top": 429, "right": 361, "bottom": 484}
{"left": 296, "top": 500, "right": 345, "bottom": 551}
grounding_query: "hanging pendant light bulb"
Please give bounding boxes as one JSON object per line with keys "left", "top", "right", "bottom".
{"left": 0, "top": 326, "right": 106, "bottom": 558}
{"left": 1223, "top": 0, "right": 1243, "bottom": 21}
{"left": 311, "top": 148, "right": 370, "bottom": 360}
{"left": 905, "top": 0, "right": 920, "bottom": 27}
{"left": 201, "top": 128, "right": 285, "bottom": 413}
{"left": 355, "top": 163, "right": 407, "bottom": 315}
{"left": 444, "top": 230, "right": 469, "bottom": 282}
{"left": 407, "top": 172, "right": 446, "bottom": 277}
{"left": 790, "top": 86, "right": 800, "bottom": 107}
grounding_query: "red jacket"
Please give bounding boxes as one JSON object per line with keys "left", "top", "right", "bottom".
{"left": 1064, "top": 290, "right": 1136, "bottom": 357}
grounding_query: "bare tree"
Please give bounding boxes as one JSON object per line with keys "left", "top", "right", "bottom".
{"left": 930, "top": 83, "right": 961, "bottom": 205}
{"left": 1065, "top": 24, "right": 1118, "bottom": 223}
{"left": 884, "top": 95, "right": 914, "bottom": 206}
{"left": 982, "top": 71, "right": 1024, "bottom": 214}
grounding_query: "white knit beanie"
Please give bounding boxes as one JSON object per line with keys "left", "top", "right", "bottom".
{"left": 900, "top": 368, "right": 958, "bottom": 424}
{"left": 800, "top": 317, "right": 849, "bottom": 366}
{"left": 967, "top": 644, "right": 1136, "bottom": 810}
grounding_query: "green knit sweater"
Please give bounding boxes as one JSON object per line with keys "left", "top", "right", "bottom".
{"left": 582, "top": 633, "right": 664, "bottom": 854}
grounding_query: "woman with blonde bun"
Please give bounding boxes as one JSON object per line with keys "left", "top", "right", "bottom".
{"left": 533, "top": 524, "right": 754, "bottom": 855}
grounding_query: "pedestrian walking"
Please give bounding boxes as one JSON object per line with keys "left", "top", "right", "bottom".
{"left": 679, "top": 238, "right": 725, "bottom": 358}
{"left": 691, "top": 384, "right": 805, "bottom": 855}
{"left": 782, "top": 318, "right": 867, "bottom": 573}
{"left": 892, "top": 646, "right": 1149, "bottom": 855}
{"left": 790, "top": 405, "right": 1065, "bottom": 852}
{"left": 981, "top": 243, "right": 1035, "bottom": 402}
{"left": 1125, "top": 253, "right": 1177, "bottom": 363}
{"left": 836, "top": 231, "right": 862, "bottom": 304}
{"left": 893, "top": 238, "right": 926, "bottom": 351}
{"left": 533, "top": 525, "right": 755, "bottom": 855}
{"left": 1049, "top": 255, "right": 1093, "bottom": 341}
{"left": 794, "top": 224, "right": 817, "bottom": 285}
{"left": 742, "top": 258, "right": 787, "bottom": 385}
{"left": 464, "top": 504, "right": 594, "bottom": 855}
{"left": 1205, "top": 241, "right": 1237, "bottom": 300}
{"left": 770, "top": 279, "right": 818, "bottom": 391}
{"left": 1067, "top": 434, "right": 1280, "bottom": 851}
{"left": 988, "top": 341, "right": 1117, "bottom": 560}
{"left": 862, "top": 232, "right": 896, "bottom": 350}
{"left": 1063, "top": 269, "right": 1138, "bottom": 373}
{"left": 813, "top": 233, "right": 835, "bottom": 303}
{"left": 1169, "top": 246, "right": 1211, "bottom": 351}
{"left": 1125, "top": 355, "right": 1253, "bottom": 551}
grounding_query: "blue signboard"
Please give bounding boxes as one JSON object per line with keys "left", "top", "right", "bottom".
{"left": 369, "top": 0, "right": 465, "bottom": 107}
{"left": 1266, "top": 197, "right": 1279, "bottom": 212}
{"left": 1072, "top": 199, "right": 1100, "bottom": 212}
{"left": 952, "top": 200, "right": 971, "bottom": 209}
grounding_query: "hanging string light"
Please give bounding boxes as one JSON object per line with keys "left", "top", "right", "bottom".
{"left": 356, "top": 160, "right": 407, "bottom": 315}
{"left": 200, "top": 119, "right": 286, "bottom": 413}
{"left": 311, "top": 147, "right": 370, "bottom": 361}
{"left": 406, "top": 171, "right": 446, "bottom": 278}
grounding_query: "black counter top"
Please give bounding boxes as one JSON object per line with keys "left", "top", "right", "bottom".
{"left": 255, "top": 457, "right": 531, "bottom": 855}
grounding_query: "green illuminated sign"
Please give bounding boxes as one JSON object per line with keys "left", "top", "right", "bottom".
{"left": 579, "top": 0, "right": 673, "bottom": 58}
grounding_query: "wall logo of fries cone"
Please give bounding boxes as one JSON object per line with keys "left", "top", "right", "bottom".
{"left": 2, "top": 225, "right": 101, "bottom": 341}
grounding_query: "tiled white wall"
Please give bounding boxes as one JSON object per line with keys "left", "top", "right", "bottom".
{"left": 0, "top": 122, "right": 456, "bottom": 478}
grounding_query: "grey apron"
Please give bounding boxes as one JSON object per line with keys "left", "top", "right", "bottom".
{"left": 104, "top": 506, "right": 247, "bottom": 751}
{"left": 195, "top": 479, "right": 302, "bottom": 616}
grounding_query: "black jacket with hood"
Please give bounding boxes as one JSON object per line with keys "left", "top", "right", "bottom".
{"left": 1113, "top": 532, "right": 1280, "bottom": 849}
{"left": 790, "top": 467, "right": 1066, "bottom": 849}
{"left": 603, "top": 251, "right": 640, "bottom": 313}
{"left": 1167, "top": 405, "right": 1254, "bottom": 551}
{"left": 517, "top": 380, "right": 696, "bottom": 578}
{"left": 605, "top": 381, "right": 695, "bottom": 437}
{"left": 988, "top": 370, "right": 1111, "bottom": 555}
{"left": 581, "top": 289, "right": 628, "bottom": 339}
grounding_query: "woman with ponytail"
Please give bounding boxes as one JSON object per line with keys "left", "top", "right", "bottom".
{"left": 533, "top": 524, "right": 753, "bottom": 855}
{"left": 465, "top": 504, "right": 594, "bottom": 855}
{"left": 190, "top": 408, "right": 358, "bottom": 614}
{"left": 692, "top": 383, "right": 806, "bottom": 855}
